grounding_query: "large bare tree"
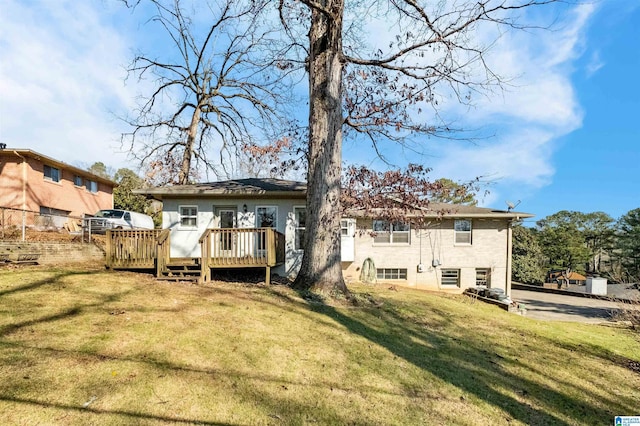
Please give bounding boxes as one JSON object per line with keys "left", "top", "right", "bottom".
{"left": 273, "top": 0, "right": 561, "bottom": 294}
{"left": 122, "top": 0, "right": 294, "bottom": 184}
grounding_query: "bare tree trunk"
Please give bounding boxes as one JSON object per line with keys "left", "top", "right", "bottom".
{"left": 178, "top": 106, "right": 202, "bottom": 185}
{"left": 293, "top": 0, "right": 349, "bottom": 296}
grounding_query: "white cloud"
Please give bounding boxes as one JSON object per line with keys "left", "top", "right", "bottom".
{"left": 422, "top": 3, "right": 597, "bottom": 206}
{"left": 343, "top": 2, "right": 596, "bottom": 211}
{"left": 586, "top": 50, "right": 605, "bottom": 77}
{"left": 0, "top": 0, "right": 137, "bottom": 171}
{"left": 0, "top": 0, "right": 599, "bottom": 200}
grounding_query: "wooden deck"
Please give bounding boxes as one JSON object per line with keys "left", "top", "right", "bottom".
{"left": 105, "top": 229, "right": 162, "bottom": 269}
{"left": 105, "top": 228, "right": 285, "bottom": 284}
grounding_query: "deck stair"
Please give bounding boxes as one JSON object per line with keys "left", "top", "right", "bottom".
{"left": 158, "top": 259, "right": 202, "bottom": 282}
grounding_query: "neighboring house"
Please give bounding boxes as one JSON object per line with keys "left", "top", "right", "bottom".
{"left": 547, "top": 270, "right": 587, "bottom": 286}
{"left": 137, "top": 178, "right": 534, "bottom": 295}
{"left": 0, "top": 147, "right": 116, "bottom": 224}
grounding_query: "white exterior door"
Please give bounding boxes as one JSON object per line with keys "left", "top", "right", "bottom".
{"left": 340, "top": 219, "right": 356, "bottom": 262}
{"left": 217, "top": 208, "right": 236, "bottom": 255}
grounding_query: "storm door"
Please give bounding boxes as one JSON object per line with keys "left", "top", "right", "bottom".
{"left": 218, "top": 208, "right": 237, "bottom": 254}
{"left": 256, "top": 206, "right": 277, "bottom": 253}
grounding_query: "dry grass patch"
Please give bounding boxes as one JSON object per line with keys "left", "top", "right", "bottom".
{"left": 0, "top": 265, "right": 638, "bottom": 425}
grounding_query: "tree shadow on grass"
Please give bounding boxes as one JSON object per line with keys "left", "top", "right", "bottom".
{"left": 0, "top": 269, "right": 135, "bottom": 337}
{"left": 0, "top": 269, "right": 100, "bottom": 297}
{"left": 0, "top": 338, "right": 376, "bottom": 425}
{"left": 304, "top": 292, "right": 631, "bottom": 425}
{"left": 0, "top": 277, "right": 363, "bottom": 425}
{"left": 0, "top": 395, "right": 237, "bottom": 426}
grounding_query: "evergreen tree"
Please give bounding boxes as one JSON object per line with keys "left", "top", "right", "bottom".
{"left": 616, "top": 208, "right": 640, "bottom": 282}
{"left": 512, "top": 225, "right": 545, "bottom": 285}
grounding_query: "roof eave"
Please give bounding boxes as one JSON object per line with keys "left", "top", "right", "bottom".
{"left": 2, "top": 148, "right": 118, "bottom": 187}
{"left": 132, "top": 189, "right": 307, "bottom": 200}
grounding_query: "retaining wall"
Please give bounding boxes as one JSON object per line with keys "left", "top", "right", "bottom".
{"left": 0, "top": 242, "right": 105, "bottom": 265}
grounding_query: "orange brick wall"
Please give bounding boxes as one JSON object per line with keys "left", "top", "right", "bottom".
{"left": 0, "top": 153, "right": 113, "bottom": 216}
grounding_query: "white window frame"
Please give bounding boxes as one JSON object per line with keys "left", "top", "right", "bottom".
{"left": 293, "top": 206, "right": 306, "bottom": 251}
{"left": 256, "top": 206, "right": 277, "bottom": 229}
{"left": 372, "top": 220, "right": 410, "bottom": 244}
{"left": 454, "top": 219, "right": 472, "bottom": 245}
{"left": 179, "top": 205, "right": 198, "bottom": 229}
{"left": 441, "top": 269, "right": 461, "bottom": 287}
{"left": 340, "top": 219, "right": 350, "bottom": 236}
{"left": 376, "top": 268, "right": 408, "bottom": 280}
{"left": 43, "top": 165, "right": 60, "bottom": 182}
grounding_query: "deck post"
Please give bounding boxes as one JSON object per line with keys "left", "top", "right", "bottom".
{"left": 266, "top": 228, "right": 275, "bottom": 266}
{"left": 199, "top": 229, "right": 211, "bottom": 283}
{"left": 105, "top": 229, "right": 112, "bottom": 269}
{"left": 265, "top": 266, "right": 271, "bottom": 286}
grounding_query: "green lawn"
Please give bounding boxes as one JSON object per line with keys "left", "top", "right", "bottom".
{"left": 0, "top": 265, "right": 638, "bottom": 425}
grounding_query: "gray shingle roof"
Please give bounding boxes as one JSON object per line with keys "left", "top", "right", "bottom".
{"left": 135, "top": 178, "right": 306, "bottom": 198}
{"left": 136, "top": 178, "right": 533, "bottom": 219}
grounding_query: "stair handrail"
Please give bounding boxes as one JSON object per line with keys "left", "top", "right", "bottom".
{"left": 156, "top": 229, "right": 171, "bottom": 278}
{"left": 198, "top": 229, "right": 213, "bottom": 283}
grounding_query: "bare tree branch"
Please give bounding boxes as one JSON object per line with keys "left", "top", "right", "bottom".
{"left": 120, "top": 0, "right": 296, "bottom": 184}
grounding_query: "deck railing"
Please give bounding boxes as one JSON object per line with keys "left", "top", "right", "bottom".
{"left": 198, "top": 227, "right": 285, "bottom": 284}
{"left": 105, "top": 229, "right": 163, "bottom": 269}
{"left": 105, "top": 227, "right": 285, "bottom": 284}
{"left": 199, "top": 228, "right": 284, "bottom": 268}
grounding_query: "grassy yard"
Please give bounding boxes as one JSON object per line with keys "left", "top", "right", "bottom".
{"left": 0, "top": 265, "right": 638, "bottom": 425}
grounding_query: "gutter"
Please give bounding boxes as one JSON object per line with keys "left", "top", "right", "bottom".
{"left": 506, "top": 220, "right": 513, "bottom": 297}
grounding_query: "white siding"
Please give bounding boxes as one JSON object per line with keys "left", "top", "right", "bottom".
{"left": 162, "top": 198, "right": 304, "bottom": 276}
{"left": 162, "top": 199, "right": 513, "bottom": 292}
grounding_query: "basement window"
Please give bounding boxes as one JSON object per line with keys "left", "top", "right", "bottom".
{"left": 441, "top": 269, "right": 460, "bottom": 287}
{"left": 476, "top": 268, "right": 491, "bottom": 287}
{"left": 376, "top": 268, "right": 407, "bottom": 280}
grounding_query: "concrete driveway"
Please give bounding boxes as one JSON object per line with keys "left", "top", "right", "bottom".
{"left": 510, "top": 289, "right": 622, "bottom": 323}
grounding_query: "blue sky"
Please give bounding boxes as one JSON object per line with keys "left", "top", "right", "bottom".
{"left": 0, "top": 0, "right": 638, "bottom": 224}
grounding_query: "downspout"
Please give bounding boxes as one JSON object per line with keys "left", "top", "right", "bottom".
{"left": 13, "top": 151, "right": 27, "bottom": 241}
{"left": 506, "top": 218, "right": 515, "bottom": 297}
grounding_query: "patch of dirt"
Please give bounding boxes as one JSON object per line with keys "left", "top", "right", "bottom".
{"left": 2, "top": 229, "right": 105, "bottom": 244}
{"left": 610, "top": 354, "right": 640, "bottom": 374}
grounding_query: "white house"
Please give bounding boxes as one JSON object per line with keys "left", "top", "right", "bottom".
{"left": 137, "top": 178, "right": 533, "bottom": 294}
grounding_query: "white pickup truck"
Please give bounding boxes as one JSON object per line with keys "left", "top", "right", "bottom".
{"left": 86, "top": 209, "right": 154, "bottom": 233}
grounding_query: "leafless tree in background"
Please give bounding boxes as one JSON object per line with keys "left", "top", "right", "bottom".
{"left": 121, "top": 0, "right": 296, "bottom": 184}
